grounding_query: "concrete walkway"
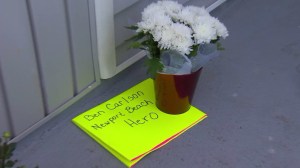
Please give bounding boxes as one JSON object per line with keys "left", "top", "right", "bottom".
{"left": 14, "top": 0, "right": 300, "bottom": 167}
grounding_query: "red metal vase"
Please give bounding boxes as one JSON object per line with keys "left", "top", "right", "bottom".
{"left": 154, "top": 68, "right": 202, "bottom": 114}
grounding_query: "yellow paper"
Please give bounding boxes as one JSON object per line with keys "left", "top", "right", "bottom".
{"left": 72, "top": 78, "right": 207, "bottom": 167}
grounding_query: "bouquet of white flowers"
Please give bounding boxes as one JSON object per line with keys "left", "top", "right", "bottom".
{"left": 127, "top": 0, "right": 228, "bottom": 76}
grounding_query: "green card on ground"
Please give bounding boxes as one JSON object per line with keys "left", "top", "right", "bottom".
{"left": 72, "top": 78, "right": 207, "bottom": 167}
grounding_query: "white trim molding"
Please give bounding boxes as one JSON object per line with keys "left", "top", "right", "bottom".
{"left": 206, "top": 0, "right": 226, "bottom": 12}
{"left": 94, "top": 0, "right": 116, "bottom": 79}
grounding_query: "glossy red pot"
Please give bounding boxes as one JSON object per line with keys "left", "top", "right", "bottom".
{"left": 154, "top": 68, "right": 202, "bottom": 114}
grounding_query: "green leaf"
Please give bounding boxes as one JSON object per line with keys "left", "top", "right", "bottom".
{"left": 210, "top": 36, "right": 220, "bottom": 44}
{"left": 8, "top": 143, "right": 16, "bottom": 151}
{"left": 5, "top": 160, "right": 16, "bottom": 167}
{"left": 125, "top": 32, "right": 145, "bottom": 42}
{"left": 129, "top": 41, "right": 142, "bottom": 49}
{"left": 145, "top": 57, "right": 163, "bottom": 77}
{"left": 5, "top": 143, "right": 17, "bottom": 159}
{"left": 2, "top": 132, "right": 10, "bottom": 140}
{"left": 141, "top": 40, "right": 149, "bottom": 46}
{"left": 125, "top": 25, "right": 138, "bottom": 30}
{"left": 2, "top": 142, "right": 8, "bottom": 160}
{"left": 188, "top": 44, "right": 199, "bottom": 57}
{"left": 0, "top": 145, "right": 3, "bottom": 159}
{"left": 216, "top": 42, "right": 225, "bottom": 50}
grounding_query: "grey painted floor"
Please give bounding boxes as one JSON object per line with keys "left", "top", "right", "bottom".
{"left": 14, "top": 0, "right": 300, "bottom": 167}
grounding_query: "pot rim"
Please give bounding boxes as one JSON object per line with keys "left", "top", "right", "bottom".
{"left": 156, "top": 67, "right": 203, "bottom": 76}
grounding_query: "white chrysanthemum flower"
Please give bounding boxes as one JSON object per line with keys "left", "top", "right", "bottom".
{"left": 213, "top": 18, "right": 229, "bottom": 38}
{"left": 137, "top": 12, "right": 172, "bottom": 33}
{"left": 177, "top": 9, "right": 194, "bottom": 25}
{"left": 157, "top": 0, "right": 183, "bottom": 19}
{"left": 151, "top": 22, "right": 193, "bottom": 55}
{"left": 168, "top": 23, "right": 193, "bottom": 55}
{"left": 158, "top": 26, "right": 174, "bottom": 49}
{"left": 137, "top": 20, "right": 153, "bottom": 33}
{"left": 134, "top": 0, "right": 228, "bottom": 56}
{"left": 151, "top": 26, "right": 164, "bottom": 42}
{"left": 178, "top": 6, "right": 209, "bottom": 25}
{"left": 193, "top": 22, "right": 217, "bottom": 44}
{"left": 185, "top": 6, "right": 209, "bottom": 16}
{"left": 141, "top": 3, "right": 164, "bottom": 21}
